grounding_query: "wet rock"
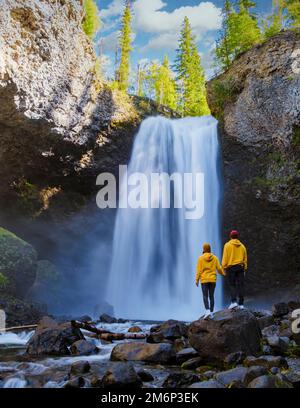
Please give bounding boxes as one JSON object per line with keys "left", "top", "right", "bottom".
{"left": 147, "top": 320, "right": 189, "bottom": 343}
{"left": 244, "top": 366, "right": 268, "bottom": 384}
{"left": 64, "top": 377, "right": 85, "bottom": 388}
{"left": 203, "top": 371, "right": 216, "bottom": 380}
{"left": 128, "top": 326, "right": 142, "bottom": 333}
{"left": 272, "top": 303, "right": 289, "bottom": 318}
{"left": 181, "top": 357, "right": 203, "bottom": 370}
{"left": 91, "top": 376, "right": 103, "bottom": 388}
{"left": 215, "top": 367, "right": 248, "bottom": 387}
{"left": 224, "top": 351, "right": 246, "bottom": 366}
{"left": 102, "top": 363, "right": 142, "bottom": 388}
{"left": 111, "top": 342, "right": 176, "bottom": 364}
{"left": 189, "top": 380, "right": 225, "bottom": 389}
{"left": 188, "top": 309, "right": 261, "bottom": 364}
{"left": 99, "top": 314, "right": 117, "bottom": 324}
{"left": 262, "top": 345, "right": 272, "bottom": 355}
{"left": 270, "top": 367, "right": 280, "bottom": 375}
{"left": 248, "top": 375, "right": 292, "bottom": 388}
{"left": 174, "top": 338, "right": 190, "bottom": 352}
{"left": 26, "top": 316, "right": 84, "bottom": 356}
{"left": 137, "top": 369, "right": 154, "bottom": 383}
{"left": 70, "top": 340, "right": 99, "bottom": 356}
{"left": 244, "top": 356, "right": 288, "bottom": 369}
{"left": 163, "top": 372, "right": 200, "bottom": 388}
{"left": 176, "top": 348, "right": 199, "bottom": 365}
{"left": 266, "top": 336, "right": 290, "bottom": 354}
{"left": 283, "top": 370, "right": 300, "bottom": 388}
{"left": 279, "top": 320, "right": 293, "bottom": 338}
{"left": 262, "top": 325, "right": 280, "bottom": 338}
{"left": 76, "top": 315, "right": 92, "bottom": 323}
{"left": 70, "top": 361, "right": 91, "bottom": 375}
{"left": 257, "top": 315, "right": 275, "bottom": 330}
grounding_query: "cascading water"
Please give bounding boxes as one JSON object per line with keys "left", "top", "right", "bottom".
{"left": 106, "top": 115, "right": 222, "bottom": 322}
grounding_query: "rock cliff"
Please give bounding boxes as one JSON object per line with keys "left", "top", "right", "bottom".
{"left": 207, "top": 31, "right": 300, "bottom": 298}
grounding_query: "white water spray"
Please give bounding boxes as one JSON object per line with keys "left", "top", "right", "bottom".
{"left": 107, "top": 116, "right": 222, "bottom": 321}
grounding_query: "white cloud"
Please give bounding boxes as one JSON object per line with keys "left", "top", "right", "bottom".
{"left": 100, "top": 1, "right": 222, "bottom": 53}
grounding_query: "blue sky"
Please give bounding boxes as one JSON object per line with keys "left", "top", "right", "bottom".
{"left": 95, "top": 0, "right": 273, "bottom": 81}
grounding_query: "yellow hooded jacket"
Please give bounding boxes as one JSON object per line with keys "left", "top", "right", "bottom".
{"left": 196, "top": 253, "right": 225, "bottom": 285}
{"left": 222, "top": 239, "right": 248, "bottom": 271}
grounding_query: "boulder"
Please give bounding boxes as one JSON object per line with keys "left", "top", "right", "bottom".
{"left": 244, "top": 356, "right": 288, "bottom": 369}
{"left": 181, "top": 357, "right": 203, "bottom": 370}
{"left": 76, "top": 315, "right": 93, "bottom": 323}
{"left": 128, "top": 326, "right": 143, "bottom": 333}
{"left": 248, "top": 375, "right": 293, "bottom": 388}
{"left": 202, "top": 371, "right": 216, "bottom": 380}
{"left": 70, "top": 361, "right": 91, "bottom": 376}
{"left": 147, "top": 320, "right": 189, "bottom": 343}
{"left": 257, "top": 315, "right": 275, "bottom": 330}
{"left": 262, "top": 325, "right": 280, "bottom": 338}
{"left": 102, "top": 363, "right": 142, "bottom": 388}
{"left": 26, "top": 316, "right": 84, "bottom": 356}
{"left": 0, "top": 227, "right": 37, "bottom": 298}
{"left": 163, "top": 373, "right": 200, "bottom": 388}
{"left": 111, "top": 342, "right": 176, "bottom": 365}
{"left": 64, "top": 377, "right": 85, "bottom": 388}
{"left": 99, "top": 314, "right": 117, "bottom": 324}
{"left": 176, "top": 348, "right": 199, "bottom": 365}
{"left": 266, "top": 336, "right": 290, "bottom": 354}
{"left": 70, "top": 340, "right": 100, "bottom": 356}
{"left": 224, "top": 351, "right": 246, "bottom": 366}
{"left": 283, "top": 370, "right": 300, "bottom": 388}
{"left": 244, "top": 366, "right": 268, "bottom": 385}
{"left": 272, "top": 303, "right": 289, "bottom": 318}
{"left": 137, "top": 369, "right": 154, "bottom": 383}
{"left": 215, "top": 367, "right": 248, "bottom": 387}
{"left": 189, "top": 380, "right": 225, "bottom": 389}
{"left": 188, "top": 309, "right": 261, "bottom": 364}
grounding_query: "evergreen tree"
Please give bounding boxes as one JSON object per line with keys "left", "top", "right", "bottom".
{"left": 175, "top": 17, "right": 210, "bottom": 117}
{"left": 263, "top": 0, "right": 285, "bottom": 39}
{"left": 215, "top": 0, "right": 262, "bottom": 71}
{"left": 150, "top": 57, "right": 178, "bottom": 110}
{"left": 82, "top": 0, "right": 101, "bottom": 39}
{"left": 116, "top": 1, "right": 133, "bottom": 92}
{"left": 286, "top": 0, "right": 300, "bottom": 27}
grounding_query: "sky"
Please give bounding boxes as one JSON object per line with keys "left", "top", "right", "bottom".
{"left": 95, "top": 0, "right": 273, "bottom": 83}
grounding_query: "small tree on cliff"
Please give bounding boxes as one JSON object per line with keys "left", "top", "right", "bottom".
{"left": 215, "top": 0, "right": 235, "bottom": 70}
{"left": 116, "top": 1, "right": 133, "bottom": 92}
{"left": 82, "top": 0, "right": 101, "bottom": 39}
{"left": 263, "top": 0, "right": 285, "bottom": 39}
{"left": 175, "top": 17, "right": 210, "bottom": 117}
{"left": 285, "top": 0, "right": 300, "bottom": 27}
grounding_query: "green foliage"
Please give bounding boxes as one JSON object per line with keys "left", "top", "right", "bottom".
{"left": 0, "top": 272, "right": 9, "bottom": 289}
{"left": 285, "top": 344, "right": 300, "bottom": 358}
{"left": 215, "top": 0, "right": 262, "bottom": 70}
{"left": 175, "top": 17, "right": 210, "bottom": 117}
{"left": 82, "top": 0, "right": 101, "bottom": 39}
{"left": 116, "top": 2, "right": 132, "bottom": 92}
{"left": 211, "top": 77, "right": 239, "bottom": 118}
{"left": 286, "top": 0, "right": 300, "bottom": 27}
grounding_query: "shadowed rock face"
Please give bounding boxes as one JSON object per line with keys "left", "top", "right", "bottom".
{"left": 188, "top": 309, "right": 262, "bottom": 364}
{"left": 207, "top": 31, "right": 300, "bottom": 299}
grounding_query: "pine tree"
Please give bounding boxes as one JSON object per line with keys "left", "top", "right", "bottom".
{"left": 82, "top": 0, "right": 101, "bottom": 39}
{"left": 175, "top": 17, "right": 210, "bottom": 117}
{"left": 116, "top": 1, "right": 133, "bottom": 92}
{"left": 215, "top": 0, "right": 235, "bottom": 70}
{"left": 286, "top": 0, "right": 300, "bottom": 27}
{"left": 263, "top": 0, "right": 285, "bottom": 39}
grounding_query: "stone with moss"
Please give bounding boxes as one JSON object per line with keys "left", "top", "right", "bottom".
{"left": 0, "top": 227, "right": 37, "bottom": 298}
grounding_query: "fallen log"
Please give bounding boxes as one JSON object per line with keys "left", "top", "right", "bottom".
{"left": 3, "top": 324, "right": 38, "bottom": 332}
{"left": 71, "top": 320, "right": 113, "bottom": 335}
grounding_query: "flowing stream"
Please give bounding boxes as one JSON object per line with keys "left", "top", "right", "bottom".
{"left": 107, "top": 116, "right": 222, "bottom": 321}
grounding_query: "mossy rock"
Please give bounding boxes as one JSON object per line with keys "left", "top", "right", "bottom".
{"left": 0, "top": 227, "right": 37, "bottom": 298}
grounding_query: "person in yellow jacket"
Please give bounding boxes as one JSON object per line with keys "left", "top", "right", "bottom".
{"left": 222, "top": 230, "right": 248, "bottom": 310}
{"left": 196, "top": 243, "right": 226, "bottom": 319}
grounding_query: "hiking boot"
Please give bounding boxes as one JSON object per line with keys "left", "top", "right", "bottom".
{"left": 238, "top": 305, "right": 245, "bottom": 310}
{"left": 204, "top": 310, "right": 211, "bottom": 319}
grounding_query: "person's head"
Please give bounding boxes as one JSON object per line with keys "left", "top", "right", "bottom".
{"left": 230, "top": 230, "right": 239, "bottom": 239}
{"left": 203, "top": 243, "right": 211, "bottom": 254}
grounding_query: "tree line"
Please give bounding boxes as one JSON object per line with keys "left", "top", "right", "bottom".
{"left": 82, "top": 0, "right": 300, "bottom": 117}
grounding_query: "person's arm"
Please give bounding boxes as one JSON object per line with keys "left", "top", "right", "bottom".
{"left": 222, "top": 244, "right": 228, "bottom": 271}
{"left": 195, "top": 258, "right": 202, "bottom": 286}
{"left": 216, "top": 258, "right": 226, "bottom": 277}
{"left": 243, "top": 246, "right": 248, "bottom": 271}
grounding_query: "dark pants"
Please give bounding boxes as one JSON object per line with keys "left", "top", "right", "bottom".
{"left": 227, "top": 264, "right": 245, "bottom": 305}
{"left": 201, "top": 283, "right": 216, "bottom": 312}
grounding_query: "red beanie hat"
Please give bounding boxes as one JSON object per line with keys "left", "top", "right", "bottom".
{"left": 230, "top": 230, "right": 239, "bottom": 239}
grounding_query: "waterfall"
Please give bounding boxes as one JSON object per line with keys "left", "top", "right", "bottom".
{"left": 106, "top": 115, "right": 222, "bottom": 322}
